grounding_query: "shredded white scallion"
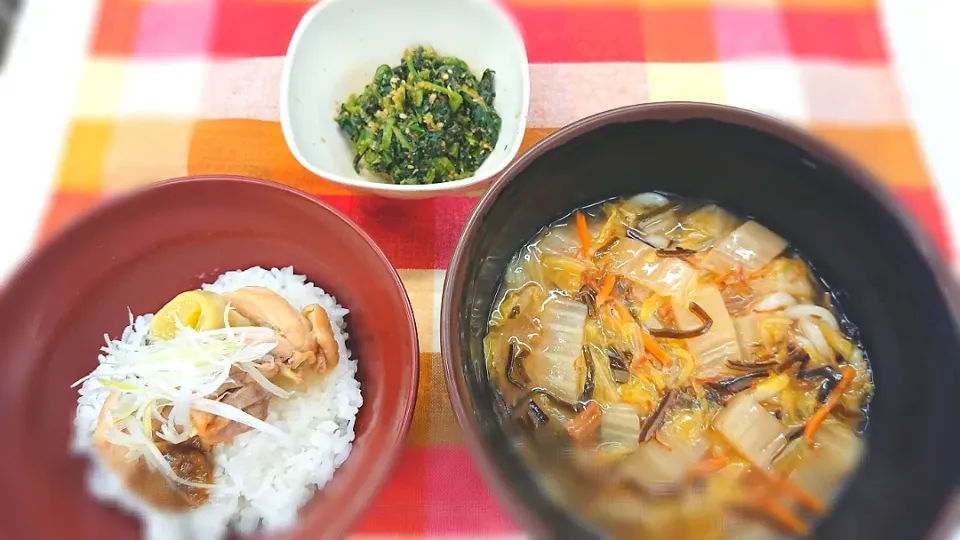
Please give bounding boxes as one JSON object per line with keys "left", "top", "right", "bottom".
{"left": 76, "top": 312, "right": 294, "bottom": 488}
{"left": 239, "top": 362, "right": 292, "bottom": 399}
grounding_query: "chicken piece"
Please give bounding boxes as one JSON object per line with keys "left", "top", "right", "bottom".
{"left": 224, "top": 287, "right": 317, "bottom": 353}
{"left": 93, "top": 394, "right": 132, "bottom": 470}
{"left": 203, "top": 400, "right": 270, "bottom": 444}
{"left": 93, "top": 394, "right": 212, "bottom": 511}
{"left": 214, "top": 361, "right": 279, "bottom": 394}
{"left": 303, "top": 304, "right": 340, "bottom": 371}
{"left": 225, "top": 287, "right": 319, "bottom": 376}
{"left": 192, "top": 383, "right": 272, "bottom": 447}
{"left": 242, "top": 330, "right": 317, "bottom": 372}
{"left": 279, "top": 364, "right": 303, "bottom": 385}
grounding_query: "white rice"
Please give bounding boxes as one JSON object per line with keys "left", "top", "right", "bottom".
{"left": 71, "top": 266, "right": 362, "bottom": 540}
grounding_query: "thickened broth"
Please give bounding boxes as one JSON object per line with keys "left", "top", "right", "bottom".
{"left": 484, "top": 193, "right": 873, "bottom": 539}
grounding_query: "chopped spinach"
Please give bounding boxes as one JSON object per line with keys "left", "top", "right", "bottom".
{"left": 334, "top": 46, "right": 502, "bottom": 185}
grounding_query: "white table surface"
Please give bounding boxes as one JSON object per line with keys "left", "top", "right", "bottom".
{"left": 0, "top": 0, "right": 958, "bottom": 536}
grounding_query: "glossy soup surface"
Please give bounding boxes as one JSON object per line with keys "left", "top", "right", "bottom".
{"left": 483, "top": 193, "right": 873, "bottom": 539}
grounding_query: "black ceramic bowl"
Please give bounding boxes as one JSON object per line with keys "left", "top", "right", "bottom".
{"left": 441, "top": 103, "right": 960, "bottom": 539}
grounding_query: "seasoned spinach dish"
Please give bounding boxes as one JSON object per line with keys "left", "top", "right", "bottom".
{"left": 334, "top": 47, "right": 502, "bottom": 185}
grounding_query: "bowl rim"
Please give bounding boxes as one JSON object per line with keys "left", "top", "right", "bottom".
{"left": 440, "top": 101, "right": 960, "bottom": 537}
{"left": 278, "top": 0, "right": 532, "bottom": 195}
{"left": 0, "top": 174, "right": 421, "bottom": 539}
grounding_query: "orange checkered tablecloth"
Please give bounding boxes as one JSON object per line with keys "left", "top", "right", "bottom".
{"left": 35, "top": 0, "right": 953, "bottom": 536}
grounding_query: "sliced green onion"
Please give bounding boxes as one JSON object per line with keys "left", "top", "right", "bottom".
{"left": 96, "top": 378, "right": 138, "bottom": 392}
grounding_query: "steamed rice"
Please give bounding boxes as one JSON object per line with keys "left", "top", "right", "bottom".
{"left": 72, "top": 266, "right": 362, "bottom": 540}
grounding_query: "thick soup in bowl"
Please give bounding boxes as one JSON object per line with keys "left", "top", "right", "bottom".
{"left": 483, "top": 192, "right": 873, "bottom": 539}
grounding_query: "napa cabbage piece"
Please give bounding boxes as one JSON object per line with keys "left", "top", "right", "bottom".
{"left": 589, "top": 206, "right": 627, "bottom": 255}
{"left": 623, "top": 192, "right": 670, "bottom": 213}
{"left": 642, "top": 258, "right": 699, "bottom": 298}
{"left": 636, "top": 207, "right": 681, "bottom": 238}
{"left": 616, "top": 435, "right": 707, "bottom": 493}
{"left": 660, "top": 400, "right": 715, "bottom": 449}
{"left": 600, "top": 403, "right": 642, "bottom": 446}
{"left": 607, "top": 238, "right": 697, "bottom": 297}
{"left": 749, "top": 257, "right": 816, "bottom": 301}
{"left": 484, "top": 285, "right": 545, "bottom": 391}
{"left": 713, "top": 394, "right": 787, "bottom": 470}
{"left": 537, "top": 222, "right": 583, "bottom": 258}
{"left": 840, "top": 348, "right": 873, "bottom": 412}
{"left": 703, "top": 221, "right": 788, "bottom": 274}
{"left": 752, "top": 372, "right": 792, "bottom": 401}
{"left": 785, "top": 422, "right": 864, "bottom": 502}
{"left": 618, "top": 375, "right": 661, "bottom": 410}
{"left": 677, "top": 204, "right": 740, "bottom": 250}
{"left": 525, "top": 296, "right": 588, "bottom": 403}
{"left": 732, "top": 311, "right": 793, "bottom": 361}
{"left": 599, "top": 303, "right": 644, "bottom": 362}
{"left": 724, "top": 519, "right": 782, "bottom": 540}
{"left": 541, "top": 255, "right": 588, "bottom": 293}
{"left": 532, "top": 392, "right": 577, "bottom": 428}
{"left": 489, "top": 284, "right": 544, "bottom": 334}
{"left": 504, "top": 245, "right": 543, "bottom": 291}
{"left": 673, "top": 286, "right": 742, "bottom": 377}
{"left": 733, "top": 313, "right": 763, "bottom": 360}
{"left": 605, "top": 236, "right": 655, "bottom": 272}
{"left": 604, "top": 494, "right": 725, "bottom": 540}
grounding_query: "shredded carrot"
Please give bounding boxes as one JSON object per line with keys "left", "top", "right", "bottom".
{"left": 749, "top": 265, "right": 773, "bottom": 279}
{"left": 653, "top": 431, "right": 673, "bottom": 450}
{"left": 717, "top": 264, "right": 748, "bottom": 288}
{"left": 595, "top": 274, "right": 617, "bottom": 306}
{"left": 804, "top": 366, "right": 856, "bottom": 443}
{"left": 755, "top": 467, "right": 827, "bottom": 515}
{"left": 613, "top": 300, "right": 632, "bottom": 322}
{"left": 775, "top": 477, "right": 826, "bottom": 514}
{"left": 630, "top": 354, "right": 648, "bottom": 371}
{"left": 641, "top": 332, "right": 671, "bottom": 367}
{"left": 656, "top": 300, "right": 673, "bottom": 322}
{"left": 564, "top": 401, "right": 602, "bottom": 442}
{"left": 687, "top": 455, "right": 729, "bottom": 478}
{"left": 754, "top": 494, "right": 809, "bottom": 535}
{"left": 575, "top": 211, "right": 591, "bottom": 258}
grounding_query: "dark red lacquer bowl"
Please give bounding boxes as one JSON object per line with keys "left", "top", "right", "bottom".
{"left": 0, "top": 176, "right": 419, "bottom": 539}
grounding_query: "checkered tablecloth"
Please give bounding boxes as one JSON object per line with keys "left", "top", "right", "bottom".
{"left": 36, "top": 0, "right": 953, "bottom": 536}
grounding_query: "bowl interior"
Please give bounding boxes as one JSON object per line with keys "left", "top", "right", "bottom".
{"left": 281, "top": 0, "right": 529, "bottom": 192}
{"left": 0, "top": 177, "right": 418, "bottom": 539}
{"left": 445, "top": 106, "right": 960, "bottom": 539}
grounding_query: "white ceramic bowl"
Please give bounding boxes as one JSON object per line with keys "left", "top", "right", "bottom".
{"left": 280, "top": 0, "right": 530, "bottom": 198}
